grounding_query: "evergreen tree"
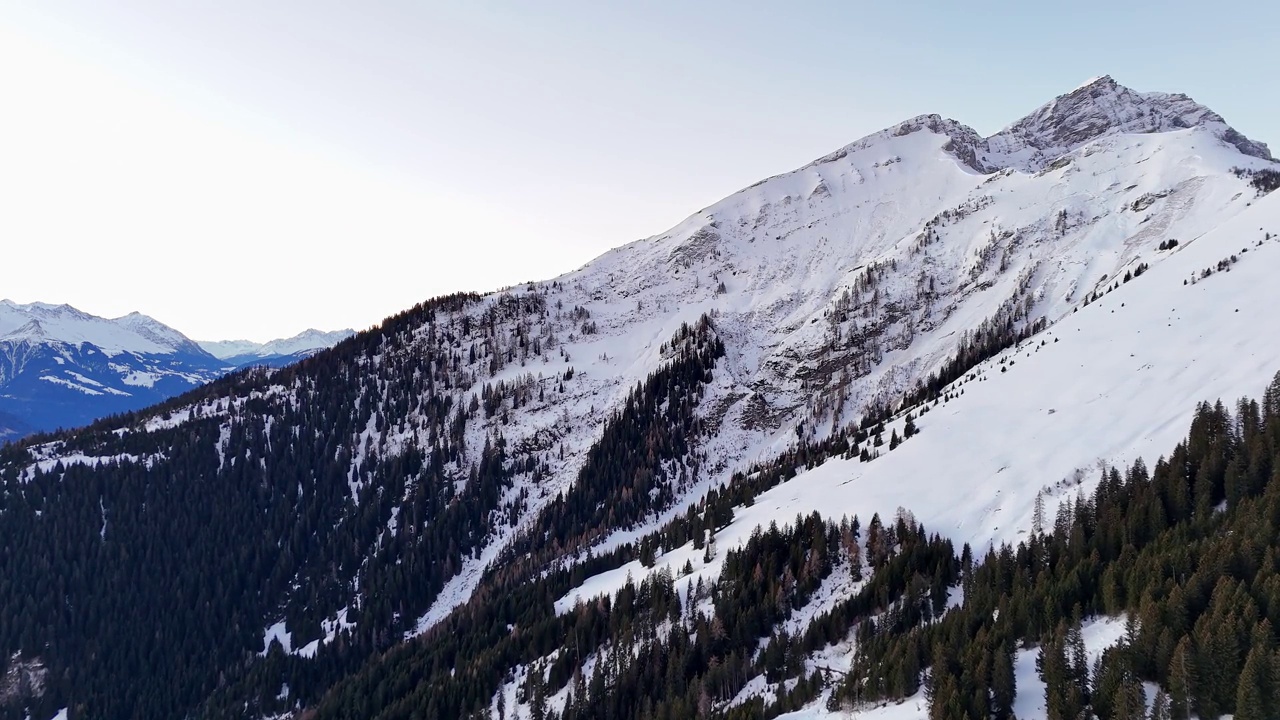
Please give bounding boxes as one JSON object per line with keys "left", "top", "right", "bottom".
{"left": 1168, "top": 636, "right": 1195, "bottom": 720}
{"left": 1235, "top": 645, "right": 1270, "bottom": 720}
{"left": 991, "top": 640, "right": 1016, "bottom": 720}
{"left": 1149, "top": 689, "right": 1172, "bottom": 720}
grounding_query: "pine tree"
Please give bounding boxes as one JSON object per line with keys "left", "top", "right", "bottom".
{"left": 1067, "top": 621, "right": 1090, "bottom": 707}
{"left": 1039, "top": 628, "right": 1084, "bottom": 720}
{"left": 1167, "top": 636, "right": 1195, "bottom": 720}
{"left": 991, "top": 640, "right": 1016, "bottom": 720}
{"left": 1113, "top": 674, "right": 1148, "bottom": 720}
{"left": 1032, "top": 491, "right": 1046, "bottom": 536}
{"left": 1235, "top": 644, "right": 1270, "bottom": 720}
{"left": 1149, "top": 689, "right": 1172, "bottom": 720}
{"left": 529, "top": 663, "right": 548, "bottom": 720}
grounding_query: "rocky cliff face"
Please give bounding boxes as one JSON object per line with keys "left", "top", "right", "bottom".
{"left": 825, "top": 76, "right": 1273, "bottom": 175}
{"left": 982, "top": 75, "right": 1271, "bottom": 170}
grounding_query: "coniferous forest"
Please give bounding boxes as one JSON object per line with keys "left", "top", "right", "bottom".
{"left": 4, "top": 276, "right": 1280, "bottom": 719}
{"left": 0, "top": 294, "right": 728, "bottom": 720}
{"left": 304, "top": 373, "right": 1280, "bottom": 720}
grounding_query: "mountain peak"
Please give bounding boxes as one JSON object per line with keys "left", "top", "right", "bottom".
{"left": 983, "top": 75, "right": 1272, "bottom": 170}
{"left": 1071, "top": 74, "right": 1116, "bottom": 92}
{"left": 0, "top": 300, "right": 207, "bottom": 357}
{"left": 803, "top": 76, "right": 1270, "bottom": 180}
{"left": 0, "top": 319, "right": 49, "bottom": 343}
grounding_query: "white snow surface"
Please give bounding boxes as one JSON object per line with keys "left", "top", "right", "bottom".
{"left": 21, "top": 450, "right": 146, "bottom": 482}
{"left": 1012, "top": 616, "right": 1132, "bottom": 720}
{"left": 261, "top": 621, "right": 292, "bottom": 655}
{"left": 260, "top": 607, "right": 356, "bottom": 660}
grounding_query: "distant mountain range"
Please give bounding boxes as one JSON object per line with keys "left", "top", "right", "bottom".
{"left": 0, "top": 299, "right": 351, "bottom": 440}
{"left": 197, "top": 328, "right": 355, "bottom": 368}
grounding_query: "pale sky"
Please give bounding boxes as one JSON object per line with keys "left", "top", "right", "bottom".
{"left": 1, "top": 2, "right": 1276, "bottom": 341}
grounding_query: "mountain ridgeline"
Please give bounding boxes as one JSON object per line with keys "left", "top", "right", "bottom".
{"left": 2, "top": 76, "right": 1280, "bottom": 720}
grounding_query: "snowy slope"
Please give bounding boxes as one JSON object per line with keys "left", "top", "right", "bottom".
{"left": 555, "top": 182, "right": 1280, "bottom": 617}
{"left": 716, "top": 187, "right": 1280, "bottom": 554}
{"left": 405, "top": 76, "right": 1277, "bottom": 629}
{"left": 537, "top": 143, "right": 1280, "bottom": 720}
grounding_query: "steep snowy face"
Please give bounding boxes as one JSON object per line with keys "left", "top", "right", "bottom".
{"left": 557, "top": 96, "right": 1274, "bottom": 460}
{"left": 114, "top": 312, "right": 209, "bottom": 357}
{"left": 983, "top": 75, "right": 1272, "bottom": 171}
{"left": 0, "top": 320, "right": 53, "bottom": 344}
{"left": 804, "top": 114, "right": 991, "bottom": 173}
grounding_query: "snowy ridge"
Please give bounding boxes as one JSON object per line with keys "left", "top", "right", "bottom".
{"left": 791, "top": 76, "right": 1271, "bottom": 180}
{"left": 988, "top": 75, "right": 1271, "bottom": 168}
{"left": 199, "top": 328, "right": 355, "bottom": 361}
{"left": 0, "top": 300, "right": 204, "bottom": 357}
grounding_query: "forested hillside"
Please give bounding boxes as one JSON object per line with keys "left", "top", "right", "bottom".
{"left": 292, "top": 374, "right": 1280, "bottom": 720}
{"left": 0, "top": 295, "right": 724, "bottom": 720}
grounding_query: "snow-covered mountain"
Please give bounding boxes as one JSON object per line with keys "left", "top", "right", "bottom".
{"left": 198, "top": 328, "right": 355, "bottom": 368}
{"left": 0, "top": 301, "right": 208, "bottom": 357}
{"left": 0, "top": 300, "right": 227, "bottom": 437}
{"left": 385, "top": 72, "right": 1276, "bottom": 637}
{"left": 0, "top": 302, "right": 353, "bottom": 439}
{"left": 2, "top": 76, "right": 1278, "bottom": 720}
{"left": 543, "top": 75, "right": 1272, "bottom": 451}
